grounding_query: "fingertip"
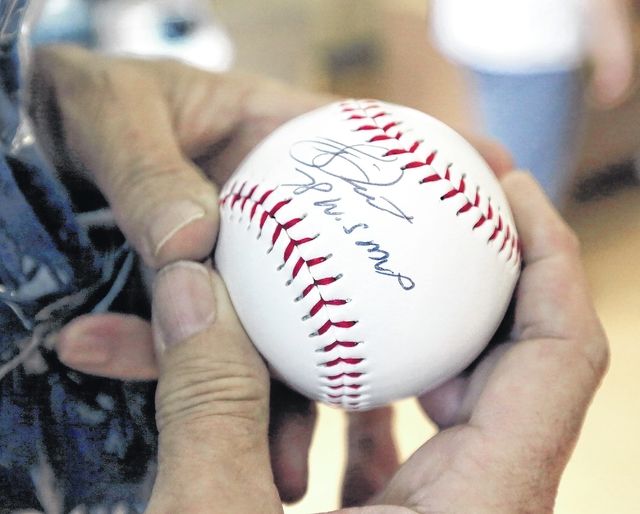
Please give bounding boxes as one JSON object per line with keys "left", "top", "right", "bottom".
{"left": 269, "top": 382, "right": 316, "bottom": 503}
{"left": 500, "top": 169, "right": 554, "bottom": 212}
{"left": 152, "top": 261, "right": 217, "bottom": 353}
{"left": 342, "top": 407, "right": 399, "bottom": 507}
{"left": 500, "top": 169, "right": 538, "bottom": 190}
{"left": 150, "top": 210, "right": 219, "bottom": 268}
{"left": 56, "top": 316, "right": 112, "bottom": 369}
{"left": 478, "top": 139, "right": 515, "bottom": 178}
{"left": 500, "top": 170, "right": 578, "bottom": 262}
{"left": 207, "top": 266, "right": 250, "bottom": 335}
{"left": 270, "top": 417, "right": 312, "bottom": 503}
{"left": 274, "top": 461, "right": 309, "bottom": 504}
{"left": 418, "top": 376, "right": 468, "bottom": 428}
{"left": 56, "top": 313, "right": 159, "bottom": 380}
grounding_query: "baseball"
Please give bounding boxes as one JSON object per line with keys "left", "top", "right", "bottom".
{"left": 215, "top": 99, "right": 520, "bottom": 411}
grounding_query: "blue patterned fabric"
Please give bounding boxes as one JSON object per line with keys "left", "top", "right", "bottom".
{"left": 0, "top": 2, "right": 157, "bottom": 511}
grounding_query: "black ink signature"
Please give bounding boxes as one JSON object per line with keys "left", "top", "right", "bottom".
{"left": 286, "top": 138, "right": 413, "bottom": 223}
{"left": 280, "top": 138, "right": 417, "bottom": 291}
{"left": 355, "top": 240, "right": 416, "bottom": 291}
{"left": 285, "top": 168, "right": 333, "bottom": 196}
{"left": 342, "top": 225, "right": 416, "bottom": 291}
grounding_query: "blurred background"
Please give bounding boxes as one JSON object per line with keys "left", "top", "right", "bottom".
{"left": 27, "top": 0, "right": 640, "bottom": 512}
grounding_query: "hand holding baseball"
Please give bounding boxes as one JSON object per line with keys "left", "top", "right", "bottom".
{"left": 144, "top": 261, "right": 281, "bottom": 513}
{"left": 145, "top": 170, "right": 607, "bottom": 513}
{"left": 95, "top": 169, "right": 607, "bottom": 513}
{"left": 364, "top": 171, "right": 609, "bottom": 513}
{"left": 40, "top": 47, "right": 515, "bottom": 505}
{"left": 35, "top": 47, "right": 608, "bottom": 510}
{"left": 31, "top": 45, "right": 327, "bottom": 502}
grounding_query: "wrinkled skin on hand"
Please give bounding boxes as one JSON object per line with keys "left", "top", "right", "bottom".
{"left": 32, "top": 47, "right": 608, "bottom": 512}
{"left": 32, "top": 45, "right": 397, "bottom": 506}
{"left": 157, "top": 172, "right": 608, "bottom": 514}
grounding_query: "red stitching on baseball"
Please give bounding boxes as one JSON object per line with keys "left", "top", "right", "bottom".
{"left": 323, "top": 340, "right": 359, "bottom": 352}
{"left": 342, "top": 99, "right": 520, "bottom": 264}
{"left": 329, "top": 383, "right": 361, "bottom": 390}
{"left": 269, "top": 199, "right": 292, "bottom": 216}
{"left": 298, "top": 276, "right": 340, "bottom": 300}
{"left": 323, "top": 357, "right": 364, "bottom": 367}
{"left": 327, "top": 372, "right": 363, "bottom": 380}
{"left": 220, "top": 181, "right": 366, "bottom": 408}
{"left": 308, "top": 298, "right": 349, "bottom": 317}
{"left": 313, "top": 319, "right": 357, "bottom": 336}
{"left": 328, "top": 393, "right": 361, "bottom": 399}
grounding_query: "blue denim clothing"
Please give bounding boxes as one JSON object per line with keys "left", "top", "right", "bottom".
{"left": 1, "top": 2, "right": 156, "bottom": 511}
{"left": 469, "top": 69, "right": 585, "bottom": 206}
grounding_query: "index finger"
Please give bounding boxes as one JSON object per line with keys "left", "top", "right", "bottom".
{"left": 29, "top": 46, "right": 219, "bottom": 268}
{"left": 470, "top": 170, "right": 608, "bottom": 470}
{"left": 505, "top": 171, "right": 605, "bottom": 346}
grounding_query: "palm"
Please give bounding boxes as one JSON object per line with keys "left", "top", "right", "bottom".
{"left": 331, "top": 172, "right": 607, "bottom": 513}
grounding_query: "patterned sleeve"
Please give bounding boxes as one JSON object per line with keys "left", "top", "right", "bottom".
{"left": 0, "top": 2, "right": 157, "bottom": 511}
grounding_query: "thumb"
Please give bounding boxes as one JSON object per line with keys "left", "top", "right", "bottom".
{"left": 29, "top": 46, "right": 219, "bottom": 268}
{"left": 146, "top": 262, "right": 282, "bottom": 513}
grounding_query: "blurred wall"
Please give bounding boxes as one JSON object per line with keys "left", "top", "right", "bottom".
{"left": 216, "top": 0, "right": 470, "bottom": 124}
{"left": 216, "top": 0, "right": 640, "bottom": 173}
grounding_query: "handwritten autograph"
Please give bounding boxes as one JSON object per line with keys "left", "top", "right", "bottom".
{"left": 288, "top": 138, "right": 413, "bottom": 223}
{"left": 283, "top": 137, "right": 416, "bottom": 291}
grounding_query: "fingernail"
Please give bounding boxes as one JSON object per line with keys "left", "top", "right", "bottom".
{"left": 57, "top": 332, "right": 111, "bottom": 367}
{"left": 148, "top": 200, "right": 206, "bottom": 258}
{"left": 153, "top": 261, "right": 216, "bottom": 352}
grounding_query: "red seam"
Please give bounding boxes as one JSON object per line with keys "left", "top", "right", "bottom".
{"left": 220, "top": 181, "right": 366, "bottom": 408}
{"left": 342, "top": 99, "right": 520, "bottom": 264}
{"left": 329, "top": 383, "right": 361, "bottom": 390}
{"left": 323, "top": 357, "right": 364, "bottom": 367}
{"left": 326, "top": 372, "right": 363, "bottom": 380}
{"left": 323, "top": 340, "right": 359, "bottom": 352}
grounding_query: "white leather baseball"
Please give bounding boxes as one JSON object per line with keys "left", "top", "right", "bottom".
{"left": 215, "top": 99, "right": 520, "bottom": 411}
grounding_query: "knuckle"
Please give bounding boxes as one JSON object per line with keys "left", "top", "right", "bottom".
{"left": 83, "top": 59, "right": 139, "bottom": 95}
{"left": 564, "top": 328, "right": 610, "bottom": 386}
{"left": 109, "top": 159, "right": 177, "bottom": 211}
{"left": 111, "top": 156, "right": 177, "bottom": 198}
{"left": 152, "top": 57, "right": 191, "bottom": 77}
{"left": 112, "top": 157, "right": 217, "bottom": 207}
{"left": 546, "top": 222, "right": 581, "bottom": 257}
{"left": 34, "top": 46, "right": 138, "bottom": 102}
{"left": 561, "top": 227, "right": 582, "bottom": 256}
{"left": 155, "top": 357, "right": 268, "bottom": 431}
{"left": 583, "top": 328, "right": 610, "bottom": 381}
